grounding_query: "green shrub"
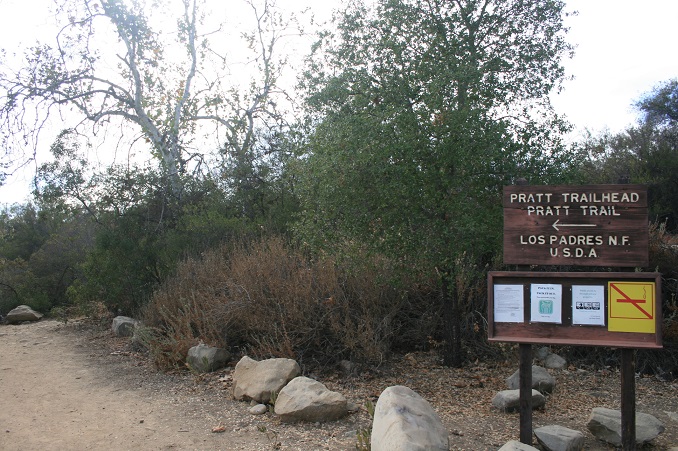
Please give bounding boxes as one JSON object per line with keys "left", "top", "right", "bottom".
{"left": 0, "top": 259, "right": 53, "bottom": 315}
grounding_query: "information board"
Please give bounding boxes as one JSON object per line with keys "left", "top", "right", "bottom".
{"left": 488, "top": 271, "right": 662, "bottom": 348}
{"left": 503, "top": 184, "right": 648, "bottom": 267}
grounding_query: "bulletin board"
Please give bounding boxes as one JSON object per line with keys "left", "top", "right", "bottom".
{"left": 487, "top": 271, "right": 662, "bottom": 349}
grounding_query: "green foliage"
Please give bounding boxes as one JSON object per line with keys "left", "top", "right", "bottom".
{"left": 356, "top": 399, "right": 375, "bottom": 451}
{"left": 0, "top": 258, "right": 26, "bottom": 314}
{"left": 0, "top": 202, "right": 90, "bottom": 315}
{"left": 296, "top": 0, "right": 576, "bottom": 265}
{"left": 0, "top": 204, "right": 54, "bottom": 261}
{"left": 0, "top": 262, "right": 52, "bottom": 315}
{"left": 294, "top": 0, "right": 577, "bottom": 365}
{"left": 61, "top": 168, "right": 258, "bottom": 315}
{"left": 21, "top": 119, "right": 299, "bottom": 317}
{"left": 637, "top": 79, "right": 678, "bottom": 126}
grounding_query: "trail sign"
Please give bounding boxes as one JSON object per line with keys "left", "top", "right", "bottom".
{"left": 503, "top": 184, "right": 648, "bottom": 267}
{"left": 498, "top": 184, "right": 655, "bottom": 450}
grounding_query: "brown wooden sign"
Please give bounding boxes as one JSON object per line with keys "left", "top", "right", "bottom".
{"left": 503, "top": 184, "right": 648, "bottom": 267}
{"left": 488, "top": 271, "right": 662, "bottom": 349}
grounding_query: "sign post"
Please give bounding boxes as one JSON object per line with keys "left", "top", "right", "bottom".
{"left": 492, "top": 184, "right": 659, "bottom": 450}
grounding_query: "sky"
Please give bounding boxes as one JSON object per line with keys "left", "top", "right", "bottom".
{"left": 551, "top": 0, "right": 678, "bottom": 138}
{"left": 0, "top": 0, "right": 677, "bottom": 206}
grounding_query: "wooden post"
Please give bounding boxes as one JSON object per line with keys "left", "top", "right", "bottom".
{"left": 515, "top": 240, "right": 532, "bottom": 446}
{"left": 620, "top": 226, "right": 636, "bottom": 451}
{"left": 519, "top": 343, "right": 532, "bottom": 444}
{"left": 621, "top": 348, "right": 636, "bottom": 450}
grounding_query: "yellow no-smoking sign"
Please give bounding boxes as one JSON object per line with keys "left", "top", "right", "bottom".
{"left": 608, "top": 281, "right": 656, "bottom": 333}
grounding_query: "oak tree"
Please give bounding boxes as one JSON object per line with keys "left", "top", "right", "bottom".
{"left": 296, "top": 0, "right": 578, "bottom": 365}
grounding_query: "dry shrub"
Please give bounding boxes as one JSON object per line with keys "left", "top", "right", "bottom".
{"left": 142, "top": 236, "right": 438, "bottom": 370}
{"left": 649, "top": 221, "right": 678, "bottom": 342}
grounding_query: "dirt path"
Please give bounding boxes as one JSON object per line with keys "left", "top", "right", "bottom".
{"left": 2, "top": 319, "right": 678, "bottom": 450}
{"left": 0, "top": 320, "right": 277, "bottom": 451}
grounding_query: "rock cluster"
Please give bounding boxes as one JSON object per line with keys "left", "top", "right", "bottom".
{"left": 492, "top": 364, "right": 554, "bottom": 414}
{"left": 232, "top": 356, "right": 300, "bottom": 404}
{"left": 495, "top": 356, "right": 665, "bottom": 450}
{"left": 231, "top": 356, "right": 348, "bottom": 423}
{"left": 229, "top": 356, "right": 448, "bottom": 449}
{"left": 102, "top": 328, "right": 669, "bottom": 450}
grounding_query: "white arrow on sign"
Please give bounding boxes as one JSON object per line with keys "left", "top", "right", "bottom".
{"left": 552, "top": 219, "right": 598, "bottom": 232}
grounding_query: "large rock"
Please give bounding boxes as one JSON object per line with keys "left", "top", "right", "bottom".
{"left": 535, "top": 346, "right": 551, "bottom": 361}
{"left": 507, "top": 365, "right": 556, "bottom": 394}
{"left": 587, "top": 407, "right": 665, "bottom": 446}
{"left": 534, "top": 347, "right": 567, "bottom": 369}
{"left": 6, "top": 305, "right": 43, "bottom": 324}
{"left": 186, "top": 343, "right": 230, "bottom": 373}
{"left": 370, "top": 385, "right": 448, "bottom": 451}
{"left": 544, "top": 353, "right": 567, "bottom": 370}
{"left": 232, "top": 356, "right": 300, "bottom": 404}
{"left": 492, "top": 389, "right": 546, "bottom": 412}
{"left": 111, "top": 316, "right": 138, "bottom": 337}
{"left": 535, "top": 425, "right": 585, "bottom": 451}
{"left": 274, "top": 376, "right": 348, "bottom": 423}
{"left": 498, "top": 440, "right": 540, "bottom": 451}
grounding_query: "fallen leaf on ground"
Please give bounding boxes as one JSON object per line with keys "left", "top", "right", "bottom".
{"left": 212, "top": 424, "right": 226, "bottom": 433}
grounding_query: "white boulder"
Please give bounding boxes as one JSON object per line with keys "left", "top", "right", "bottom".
{"left": 274, "top": 376, "right": 348, "bottom": 423}
{"left": 232, "top": 356, "right": 300, "bottom": 404}
{"left": 370, "top": 385, "right": 448, "bottom": 451}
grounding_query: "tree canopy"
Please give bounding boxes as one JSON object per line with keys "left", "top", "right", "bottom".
{"left": 296, "top": 0, "right": 577, "bottom": 266}
{"left": 293, "top": 0, "right": 579, "bottom": 365}
{"left": 0, "top": 0, "right": 295, "bottom": 198}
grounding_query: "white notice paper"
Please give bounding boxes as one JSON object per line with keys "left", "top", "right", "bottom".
{"left": 572, "top": 285, "right": 605, "bottom": 326}
{"left": 530, "top": 284, "right": 562, "bottom": 324}
{"left": 494, "top": 285, "right": 524, "bottom": 323}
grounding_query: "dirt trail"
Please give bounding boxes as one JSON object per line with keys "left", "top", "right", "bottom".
{"left": 3, "top": 319, "right": 678, "bottom": 451}
{"left": 0, "top": 320, "right": 270, "bottom": 451}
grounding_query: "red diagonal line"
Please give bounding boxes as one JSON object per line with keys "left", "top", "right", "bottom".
{"left": 611, "top": 283, "right": 652, "bottom": 319}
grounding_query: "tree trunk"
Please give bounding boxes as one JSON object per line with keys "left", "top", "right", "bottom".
{"left": 441, "top": 272, "right": 463, "bottom": 367}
